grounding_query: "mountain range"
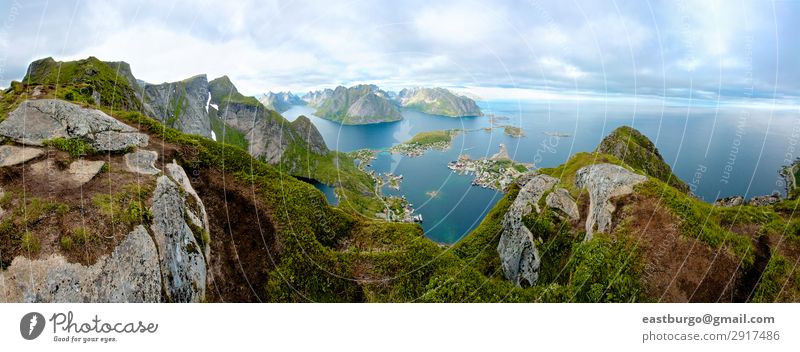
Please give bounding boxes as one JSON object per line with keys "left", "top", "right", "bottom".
{"left": 302, "top": 85, "right": 483, "bottom": 124}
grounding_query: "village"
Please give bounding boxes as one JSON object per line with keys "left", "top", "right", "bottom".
{"left": 447, "top": 144, "right": 531, "bottom": 191}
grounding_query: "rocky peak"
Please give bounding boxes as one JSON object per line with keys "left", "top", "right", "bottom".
{"left": 574, "top": 163, "right": 647, "bottom": 240}
{"left": 143, "top": 74, "right": 212, "bottom": 137}
{"left": 291, "top": 115, "right": 328, "bottom": 154}
{"left": 596, "top": 126, "right": 689, "bottom": 193}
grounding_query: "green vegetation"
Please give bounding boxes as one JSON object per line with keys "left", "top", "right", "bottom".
{"left": 408, "top": 129, "right": 460, "bottom": 146}
{"left": 43, "top": 137, "right": 97, "bottom": 158}
{"left": 22, "top": 57, "right": 141, "bottom": 111}
{"left": 92, "top": 183, "right": 154, "bottom": 229}
{"left": 752, "top": 254, "right": 800, "bottom": 302}
{"left": 539, "top": 152, "right": 627, "bottom": 195}
{"left": 20, "top": 231, "right": 41, "bottom": 253}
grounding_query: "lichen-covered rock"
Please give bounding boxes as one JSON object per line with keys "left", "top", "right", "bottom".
{"left": 124, "top": 149, "right": 161, "bottom": 175}
{"left": 0, "top": 99, "right": 148, "bottom": 151}
{"left": 0, "top": 145, "right": 44, "bottom": 167}
{"left": 575, "top": 163, "right": 647, "bottom": 240}
{"left": 546, "top": 187, "right": 580, "bottom": 220}
{"left": 150, "top": 175, "right": 206, "bottom": 302}
{"left": 0, "top": 226, "right": 161, "bottom": 302}
{"left": 714, "top": 195, "right": 745, "bottom": 207}
{"left": 165, "top": 160, "right": 210, "bottom": 259}
{"left": 497, "top": 173, "right": 558, "bottom": 287}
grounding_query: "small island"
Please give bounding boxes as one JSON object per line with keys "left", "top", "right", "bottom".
{"left": 448, "top": 144, "right": 531, "bottom": 191}
{"left": 426, "top": 190, "right": 440, "bottom": 198}
{"left": 502, "top": 125, "right": 525, "bottom": 138}
{"left": 389, "top": 129, "right": 463, "bottom": 157}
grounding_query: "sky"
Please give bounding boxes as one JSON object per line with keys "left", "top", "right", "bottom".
{"left": 0, "top": 0, "right": 798, "bottom": 103}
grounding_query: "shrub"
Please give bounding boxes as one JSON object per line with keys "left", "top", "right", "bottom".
{"left": 43, "top": 137, "right": 97, "bottom": 158}
{"left": 20, "top": 231, "right": 41, "bottom": 253}
{"left": 60, "top": 235, "right": 74, "bottom": 250}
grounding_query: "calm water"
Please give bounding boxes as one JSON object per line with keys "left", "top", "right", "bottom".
{"left": 283, "top": 100, "right": 800, "bottom": 244}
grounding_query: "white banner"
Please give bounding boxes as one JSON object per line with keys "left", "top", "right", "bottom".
{"left": 0, "top": 303, "right": 796, "bottom": 351}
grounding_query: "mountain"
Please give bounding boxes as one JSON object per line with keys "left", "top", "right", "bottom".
{"left": 396, "top": 87, "right": 482, "bottom": 117}
{"left": 143, "top": 74, "right": 212, "bottom": 138}
{"left": 258, "top": 91, "right": 305, "bottom": 113}
{"left": 2, "top": 57, "right": 799, "bottom": 303}
{"left": 595, "top": 126, "right": 690, "bottom": 193}
{"left": 304, "top": 84, "right": 402, "bottom": 124}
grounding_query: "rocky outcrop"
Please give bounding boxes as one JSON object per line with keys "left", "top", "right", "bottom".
{"left": 546, "top": 188, "right": 580, "bottom": 220}
{"left": 165, "top": 160, "right": 210, "bottom": 260}
{"left": 291, "top": 115, "right": 328, "bottom": 154}
{"left": 310, "top": 85, "right": 402, "bottom": 124}
{"left": 0, "top": 145, "right": 43, "bottom": 167}
{"left": 396, "top": 87, "right": 483, "bottom": 117}
{"left": 0, "top": 99, "right": 148, "bottom": 151}
{"left": 714, "top": 195, "right": 745, "bottom": 207}
{"left": 143, "top": 74, "right": 213, "bottom": 138}
{"left": 749, "top": 193, "right": 781, "bottom": 207}
{"left": 575, "top": 164, "right": 647, "bottom": 240}
{"left": 259, "top": 91, "right": 305, "bottom": 113}
{"left": 0, "top": 226, "right": 161, "bottom": 302}
{"left": 595, "top": 126, "right": 689, "bottom": 193}
{"left": 303, "top": 88, "right": 333, "bottom": 107}
{"left": 124, "top": 149, "right": 161, "bottom": 175}
{"left": 150, "top": 175, "right": 207, "bottom": 302}
{"left": 497, "top": 174, "right": 558, "bottom": 286}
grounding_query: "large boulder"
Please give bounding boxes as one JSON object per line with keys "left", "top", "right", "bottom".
{"left": 0, "top": 99, "right": 148, "bottom": 151}
{"left": 149, "top": 175, "right": 207, "bottom": 302}
{"left": 0, "top": 225, "right": 161, "bottom": 302}
{"left": 575, "top": 164, "right": 647, "bottom": 240}
{"left": 497, "top": 173, "right": 558, "bottom": 286}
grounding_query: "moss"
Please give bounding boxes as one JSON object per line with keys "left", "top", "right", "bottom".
{"left": 92, "top": 183, "right": 154, "bottom": 229}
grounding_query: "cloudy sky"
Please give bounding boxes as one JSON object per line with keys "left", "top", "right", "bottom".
{"left": 0, "top": 0, "right": 798, "bottom": 102}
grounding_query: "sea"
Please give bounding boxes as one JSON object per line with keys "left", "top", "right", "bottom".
{"left": 282, "top": 99, "right": 800, "bottom": 244}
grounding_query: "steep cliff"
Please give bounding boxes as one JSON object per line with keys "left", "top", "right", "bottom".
{"left": 143, "top": 74, "right": 212, "bottom": 138}
{"left": 308, "top": 85, "right": 402, "bottom": 124}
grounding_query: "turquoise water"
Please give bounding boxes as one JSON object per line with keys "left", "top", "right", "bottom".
{"left": 283, "top": 101, "right": 800, "bottom": 244}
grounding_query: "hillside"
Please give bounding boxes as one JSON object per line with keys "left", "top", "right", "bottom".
{"left": 305, "top": 85, "right": 402, "bottom": 124}
{"left": 397, "top": 87, "right": 482, "bottom": 117}
{"left": 143, "top": 74, "right": 212, "bottom": 138}
{"left": 1, "top": 58, "right": 799, "bottom": 303}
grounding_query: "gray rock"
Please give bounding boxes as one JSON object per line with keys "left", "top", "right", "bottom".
{"left": 124, "top": 149, "right": 161, "bottom": 175}
{"left": 0, "top": 99, "right": 148, "bottom": 151}
{"left": 749, "top": 193, "right": 781, "bottom": 207}
{"left": 396, "top": 87, "right": 483, "bottom": 117}
{"left": 0, "top": 145, "right": 44, "bottom": 167}
{"left": 497, "top": 173, "right": 558, "bottom": 286}
{"left": 143, "top": 74, "right": 212, "bottom": 138}
{"left": 574, "top": 164, "right": 647, "bottom": 241}
{"left": 714, "top": 195, "right": 745, "bottom": 207}
{"left": 165, "top": 160, "right": 210, "bottom": 260}
{"left": 546, "top": 188, "right": 580, "bottom": 220}
{"left": 67, "top": 160, "right": 106, "bottom": 185}
{"left": 0, "top": 225, "right": 161, "bottom": 302}
{"left": 28, "top": 159, "right": 105, "bottom": 188}
{"left": 150, "top": 175, "right": 206, "bottom": 302}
